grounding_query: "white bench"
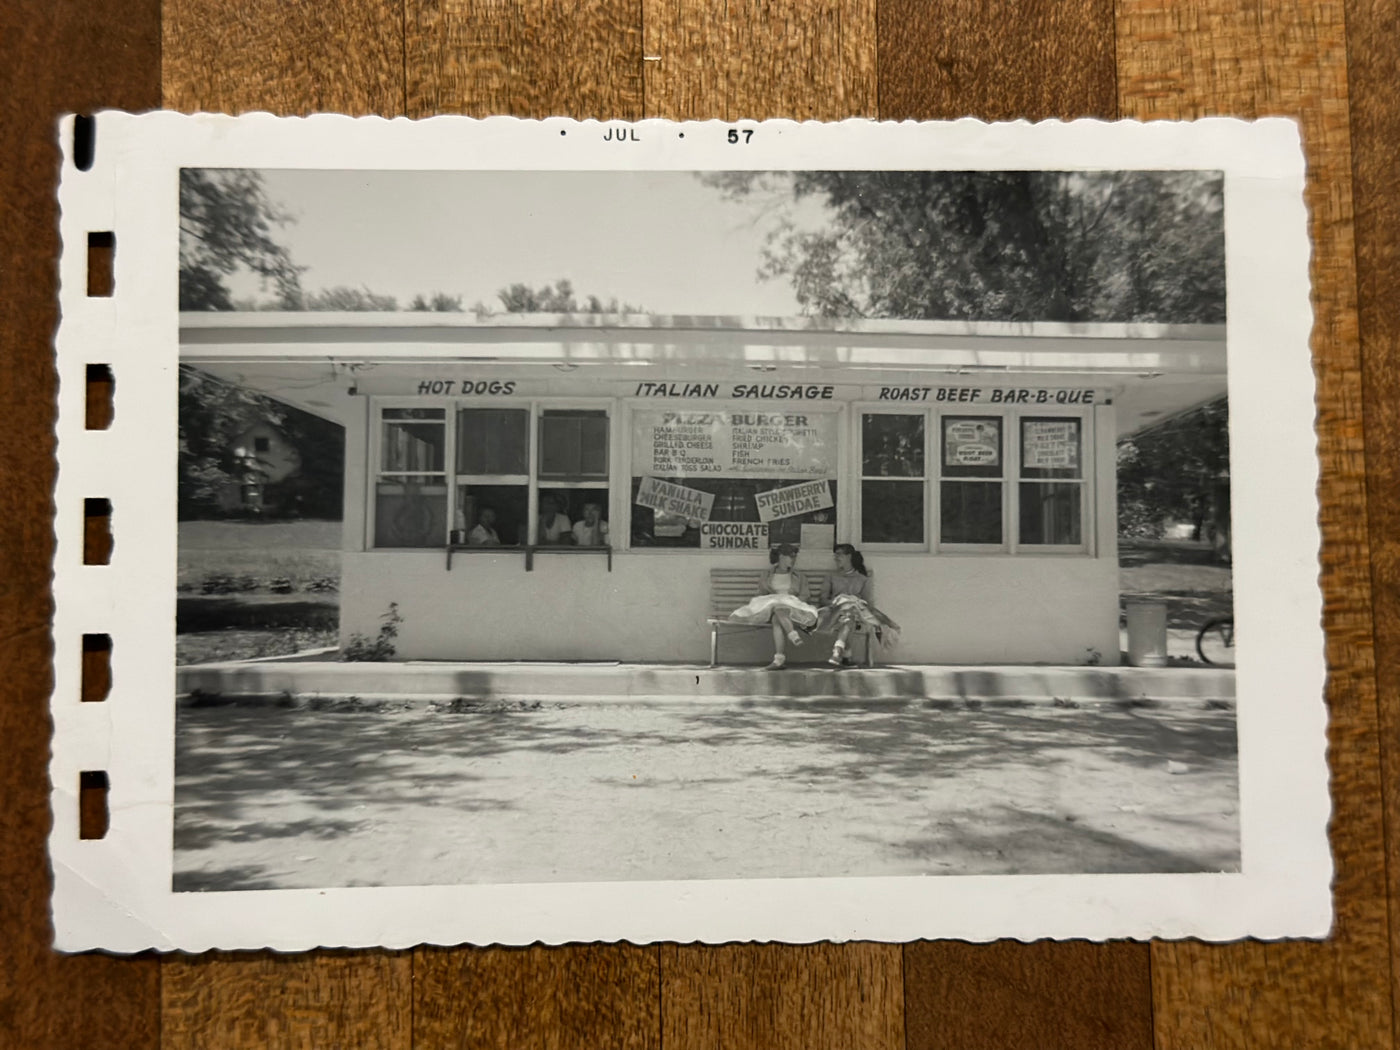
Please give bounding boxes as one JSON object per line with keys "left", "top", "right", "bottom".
{"left": 707, "top": 568, "right": 874, "bottom": 668}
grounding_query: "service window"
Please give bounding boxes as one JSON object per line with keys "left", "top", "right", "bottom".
{"left": 538, "top": 409, "right": 610, "bottom": 546}
{"left": 939, "top": 415, "right": 1004, "bottom": 546}
{"left": 860, "top": 413, "right": 925, "bottom": 545}
{"left": 455, "top": 407, "right": 528, "bottom": 546}
{"left": 375, "top": 408, "right": 447, "bottom": 548}
{"left": 1019, "top": 417, "right": 1083, "bottom": 546}
{"left": 629, "top": 407, "right": 838, "bottom": 550}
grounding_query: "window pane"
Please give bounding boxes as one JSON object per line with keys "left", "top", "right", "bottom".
{"left": 862, "top": 480, "right": 924, "bottom": 543}
{"left": 457, "top": 408, "right": 528, "bottom": 475}
{"left": 1019, "top": 482, "right": 1083, "bottom": 545}
{"left": 1021, "top": 418, "right": 1082, "bottom": 479}
{"left": 456, "top": 484, "right": 528, "bottom": 546}
{"left": 374, "top": 480, "right": 446, "bottom": 547}
{"left": 537, "top": 489, "right": 610, "bottom": 546}
{"left": 631, "top": 477, "right": 837, "bottom": 548}
{"left": 862, "top": 414, "right": 924, "bottom": 477}
{"left": 940, "top": 481, "right": 1002, "bottom": 544}
{"left": 540, "top": 410, "right": 608, "bottom": 479}
{"left": 381, "top": 418, "right": 445, "bottom": 472}
{"left": 942, "top": 416, "right": 1002, "bottom": 478}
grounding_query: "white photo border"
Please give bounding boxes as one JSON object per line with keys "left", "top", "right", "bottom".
{"left": 50, "top": 113, "right": 1328, "bottom": 951}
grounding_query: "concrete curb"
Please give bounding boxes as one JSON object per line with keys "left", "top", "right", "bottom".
{"left": 177, "top": 660, "right": 1234, "bottom": 704}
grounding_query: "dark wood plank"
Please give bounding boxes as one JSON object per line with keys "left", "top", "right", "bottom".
{"left": 412, "top": 945, "right": 660, "bottom": 1049}
{"left": 1344, "top": 0, "right": 1400, "bottom": 1043}
{"left": 0, "top": 0, "right": 162, "bottom": 1045}
{"left": 904, "top": 941, "right": 1151, "bottom": 1050}
{"left": 642, "top": 0, "right": 877, "bottom": 120}
{"left": 878, "top": 0, "right": 1117, "bottom": 122}
{"left": 1116, "top": 1, "right": 1394, "bottom": 1046}
{"left": 162, "top": 951, "right": 411, "bottom": 1049}
{"left": 405, "top": 0, "right": 644, "bottom": 119}
{"left": 661, "top": 943, "right": 903, "bottom": 1050}
{"left": 163, "top": 0, "right": 406, "bottom": 115}
{"left": 878, "top": 4, "right": 1148, "bottom": 1047}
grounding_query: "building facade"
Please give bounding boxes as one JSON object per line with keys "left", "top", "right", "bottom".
{"left": 183, "top": 313, "right": 1227, "bottom": 666}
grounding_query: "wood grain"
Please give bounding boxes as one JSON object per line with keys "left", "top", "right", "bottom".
{"left": 1116, "top": 1, "right": 1393, "bottom": 1046}
{"left": 162, "top": 951, "right": 411, "bottom": 1048}
{"left": 405, "top": 0, "right": 644, "bottom": 119}
{"left": 878, "top": 0, "right": 1117, "bottom": 122}
{"left": 878, "top": 5, "right": 1153, "bottom": 1047}
{"left": 412, "top": 945, "right": 659, "bottom": 1049}
{"left": 0, "top": 0, "right": 162, "bottom": 1046}
{"left": 660, "top": 943, "right": 903, "bottom": 1050}
{"left": 1346, "top": 0, "right": 1400, "bottom": 1043}
{"left": 904, "top": 940, "right": 1151, "bottom": 1050}
{"left": 642, "top": 0, "right": 877, "bottom": 121}
{"left": 163, "top": 0, "right": 406, "bottom": 115}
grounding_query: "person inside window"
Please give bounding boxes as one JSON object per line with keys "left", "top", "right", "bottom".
{"left": 571, "top": 501, "right": 609, "bottom": 547}
{"left": 467, "top": 506, "right": 501, "bottom": 546}
{"left": 727, "top": 544, "right": 819, "bottom": 670}
{"left": 818, "top": 543, "right": 901, "bottom": 666}
{"left": 538, "top": 494, "right": 572, "bottom": 545}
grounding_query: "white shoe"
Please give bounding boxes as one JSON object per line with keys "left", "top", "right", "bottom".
{"left": 765, "top": 656, "right": 787, "bottom": 670}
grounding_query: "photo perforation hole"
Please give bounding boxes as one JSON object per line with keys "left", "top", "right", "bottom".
{"left": 81, "top": 634, "right": 112, "bottom": 702}
{"left": 86, "top": 231, "right": 114, "bottom": 297}
{"left": 85, "top": 363, "right": 114, "bottom": 429}
{"left": 72, "top": 114, "right": 95, "bottom": 171}
{"left": 83, "top": 498, "right": 112, "bottom": 565}
{"left": 79, "top": 771, "right": 109, "bottom": 839}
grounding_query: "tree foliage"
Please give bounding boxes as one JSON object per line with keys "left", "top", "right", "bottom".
{"left": 178, "top": 366, "right": 343, "bottom": 519}
{"left": 1117, "top": 397, "right": 1230, "bottom": 544}
{"left": 477, "top": 279, "right": 646, "bottom": 316}
{"left": 179, "top": 169, "right": 304, "bottom": 310}
{"left": 704, "top": 170, "right": 1225, "bottom": 323}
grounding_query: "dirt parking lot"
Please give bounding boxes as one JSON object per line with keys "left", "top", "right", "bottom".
{"left": 173, "top": 697, "right": 1239, "bottom": 891}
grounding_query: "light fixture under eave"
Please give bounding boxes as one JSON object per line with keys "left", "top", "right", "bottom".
{"left": 553, "top": 362, "right": 580, "bottom": 372}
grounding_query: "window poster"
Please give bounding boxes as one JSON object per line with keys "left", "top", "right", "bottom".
{"left": 944, "top": 418, "right": 1001, "bottom": 468}
{"left": 634, "top": 476, "right": 715, "bottom": 523}
{"left": 1023, "top": 420, "right": 1080, "bottom": 471}
{"left": 753, "top": 479, "right": 835, "bottom": 523}
{"left": 632, "top": 410, "right": 837, "bottom": 478}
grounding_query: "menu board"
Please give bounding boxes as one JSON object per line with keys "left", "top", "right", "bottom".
{"left": 1022, "top": 420, "right": 1081, "bottom": 471}
{"left": 633, "top": 410, "right": 837, "bottom": 478}
{"left": 944, "top": 418, "right": 1001, "bottom": 467}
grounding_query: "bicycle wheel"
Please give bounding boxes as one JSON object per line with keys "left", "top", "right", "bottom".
{"left": 1196, "top": 618, "right": 1235, "bottom": 666}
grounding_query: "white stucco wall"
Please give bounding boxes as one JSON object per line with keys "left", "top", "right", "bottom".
{"left": 340, "top": 550, "right": 1121, "bottom": 666}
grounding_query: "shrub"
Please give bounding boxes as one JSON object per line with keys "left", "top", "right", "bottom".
{"left": 342, "top": 603, "right": 402, "bottom": 662}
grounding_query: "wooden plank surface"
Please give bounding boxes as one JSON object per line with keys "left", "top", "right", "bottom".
{"left": 0, "top": 0, "right": 1386, "bottom": 1046}
{"left": 413, "top": 945, "right": 660, "bottom": 1049}
{"left": 660, "top": 943, "right": 904, "bottom": 1050}
{"left": 0, "top": 2, "right": 163, "bottom": 1048}
{"left": 162, "top": 951, "right": 412, "bottom": 1049}
{"left": 405, "top": 0, "right": 644, "bottom": 119}
{"left": 1116, "top": 1, "right": 1394, "bottom": 1047}
{"left": 1346, "top": 0, "right": 1400, "bottom": 1044}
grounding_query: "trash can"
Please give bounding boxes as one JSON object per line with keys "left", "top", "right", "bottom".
{"left": 1125, "top": 600, "right": 1169, "bottom": 667}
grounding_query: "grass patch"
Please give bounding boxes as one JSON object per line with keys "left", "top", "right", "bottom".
{"left": 178, "top": 628, "right": 337, "bottom": 666}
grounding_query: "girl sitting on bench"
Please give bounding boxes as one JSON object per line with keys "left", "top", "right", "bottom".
{"left": 727, "top": 543, "right": 819, "bottom": 670}
{"left": 818, "top": 544, "right": 901, "bottom": 667}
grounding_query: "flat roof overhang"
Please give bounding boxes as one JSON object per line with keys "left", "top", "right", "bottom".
{"left": 180, "top": 312, "right": 1228, "bottom": 436}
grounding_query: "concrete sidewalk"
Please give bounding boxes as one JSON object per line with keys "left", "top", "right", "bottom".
{"left": 177, "top": 658, "right": 1235, "bottom": 705}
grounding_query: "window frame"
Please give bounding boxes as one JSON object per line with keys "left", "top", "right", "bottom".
{"left": 935, "top": 411, "right": 1011, "bottom": 554}
{"left": 855, "top": 405, "right": 931, "bottom": 553}
{"left": 368, "top": 396, "right": 616, "bottom": 551}
{"left": 1016, "top": 413, "right": 1091, "bottom": 554}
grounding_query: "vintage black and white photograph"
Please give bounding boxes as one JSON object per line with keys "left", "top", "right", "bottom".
{"left": 51, "top": 114, "right": 1327, "bottom": 950}
{"left": 172, "top": 161, "right": 1243, "bottom": 890}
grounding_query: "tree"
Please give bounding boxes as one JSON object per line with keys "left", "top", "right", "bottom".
{"left": 298, "top": 286, "right": 400, "bottom": 311}
{"left": 179, "top": 169, "right": 304, "bottom": 310}
{"left": 409, "top": 292, "right": 466, "bottom": 312}
{"left": 703, "top": 171, "right": 1225, "bottom": 323}
{"left": 477, "top": 279, "right": 646, "bottom": 316}
{"left": 1117, "top": 397, "right": 1230, "bottom": 550}
{"left": 178, "top": 366, "right": 343, "bottom": 519}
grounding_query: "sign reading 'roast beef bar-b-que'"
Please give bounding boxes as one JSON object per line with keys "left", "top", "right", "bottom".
{"left": 632, "top": 410, "right": 838, "bottom": 478}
